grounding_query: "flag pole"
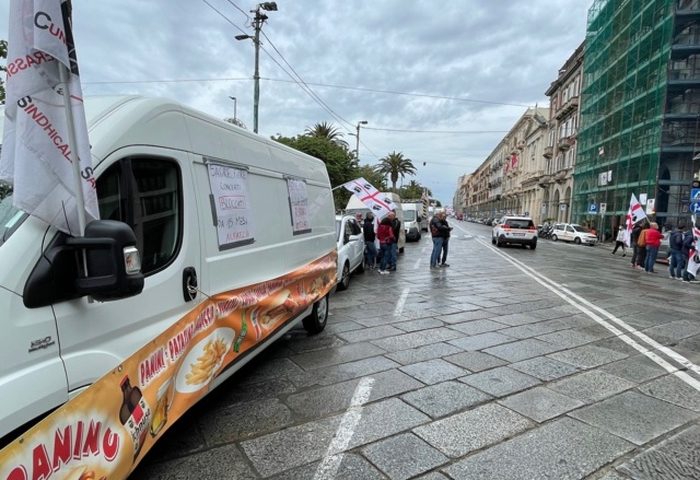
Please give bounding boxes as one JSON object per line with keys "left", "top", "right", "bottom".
{"left": 58, "top": 63, "right": 87, "bottom": 237}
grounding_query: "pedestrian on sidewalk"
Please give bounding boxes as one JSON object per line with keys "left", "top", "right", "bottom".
{"left": 636, "top": 222, "right": 649, "bottom": 269}
{"left": 682, "top": 227, "right": 696, "bottom": 282}
{"left": 388, "top": 210, "right": 401, "bottom": 271}
{"left": 376, "top": 215, "right": 395, "bottom": 274}
{"left": 669, "top": 224, "right": 686, "bottom": 280}
{"left": 611, "top": 226, "right": 626, "bottom": 256}
{"left": 362, "top": 212, "right": 377, "bottom": 270}
{"left": 630, "top": 222, "right": 642, "bottom": 268}
{"left": 439, "top": 212, "right": 453, "bottom": 267}
{"left": 644, "top": 222, "right": 662, "bottom": 273}
{"left": 430, "top": 211, "right": 451, "bottom": 268}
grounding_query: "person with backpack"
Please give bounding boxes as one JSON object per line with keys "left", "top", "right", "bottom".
{"left": 669, "top": 224, "right": 686, "bottom": 280}
{"left": 635, "top": 222, "right": 649, "bottom": 270}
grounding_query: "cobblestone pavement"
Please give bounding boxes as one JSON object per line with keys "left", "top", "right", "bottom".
{"left": 131, "top": 220, "right": 700, "bottom": 479}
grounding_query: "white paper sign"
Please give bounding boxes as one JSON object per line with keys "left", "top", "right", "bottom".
{"left": 640, "top": 193, "right": 648, "bottom": 204}
{"left": 287, "top": 178, "right": 311, "bottom": 234}
{"left": 646, "top": 198, "right": 655, "bottom": 214}
{"left": 207, "top": 163, "right": 254, "bottom": 249}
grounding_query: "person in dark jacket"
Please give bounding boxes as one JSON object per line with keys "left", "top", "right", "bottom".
{"left": 388, "top": 210, "right": 401, "bottom": 271}
{"left": 630, "top": 223, "right": 643, "bottom": 268}
{"left": 429, "top": 211, "right": 452, "bottom": 268}
{"left": 363, "top": 212, "right": 377, "bottom": 270}
{"left": 438, "top": 213, "right": 452, "bottom": 267}
{"left": 668, "top": 224, "right": 685, "bottom": 280}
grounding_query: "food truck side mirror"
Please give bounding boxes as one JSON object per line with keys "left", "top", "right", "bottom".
{"left": 24, "top": 220, "right": 145, "bottom": 308}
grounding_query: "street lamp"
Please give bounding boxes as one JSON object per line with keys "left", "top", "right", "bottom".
{"left": 229, "top": 96, "right": 237, "bottom": 122}
{"left": 354, "top": 120, "right": 368, "bottom": 160}
{"left": 235, "top": 2, "right": 277, "bottom": 134}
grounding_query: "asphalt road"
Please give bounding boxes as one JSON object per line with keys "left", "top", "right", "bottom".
{"left": 131, "top": 219, "right": 700, "bottom": 480}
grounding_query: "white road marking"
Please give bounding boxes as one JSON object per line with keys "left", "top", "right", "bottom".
{"left": 394, "top": 287, "right": 410, "bottom": 316}
{"left": 475, "top": 238, "right": 700, "bottom": 391}
{"left": 313, "top": 377, "right": 375, "bottom": 480}
{"left": 413, "top": 258, "right": 422, "bottom": 270}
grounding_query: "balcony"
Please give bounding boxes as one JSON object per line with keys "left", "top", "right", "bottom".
{"left": 678, "top": 0, "right": 700, "bottom": 12}
{"left": 669, "top": 69, "right": 700, "bottom": 84}
{"left": 558, "top": 135, "right": 575, "bottom": 151}
{"left": 538, "top": 175, "right": 553, "bottom": 188}
{"left": 543, "top": 145, "right": 554, "bottom": 159}
{"left": 555, "top": 95, "right": 579, "bottom": 120}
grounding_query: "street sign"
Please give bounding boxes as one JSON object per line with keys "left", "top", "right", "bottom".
{"left": 691, "top": 188, "right": 700, "bottom": 201}
{"left": 588, "top": 203, "right": 597, "bottom": 214}
{"left": 690, "top": 201, "right": 700, "bottom": 213}
{"left": 600, "top": 203, "right": 607, "bottom": 214}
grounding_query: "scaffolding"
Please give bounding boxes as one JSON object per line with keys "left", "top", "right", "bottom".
{"left": 573, "top": 0, "right": 677, "bottom": 234}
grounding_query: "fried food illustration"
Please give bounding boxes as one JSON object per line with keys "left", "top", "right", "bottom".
{"left": 185, "top": 337, "right": 228, "bottom": 385}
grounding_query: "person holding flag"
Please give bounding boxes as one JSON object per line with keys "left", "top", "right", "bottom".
{"left": 624, "top": 193, "right": 647, "bottom": 269}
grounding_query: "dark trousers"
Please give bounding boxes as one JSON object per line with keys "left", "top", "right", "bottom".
{"left": 612, "top": 241, "right": 625, "bottom": 254}
{"left": 441, "top": 238, "right": 449, "bottom": 264}
{"left": 636, "top": 246, "right": 646, "bottom": 267}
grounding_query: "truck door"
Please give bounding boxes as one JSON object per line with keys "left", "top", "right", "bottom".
{"left": 52, "top": 147, "right": 203, "bottom": 391}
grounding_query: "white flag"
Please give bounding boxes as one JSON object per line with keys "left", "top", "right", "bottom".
{"left": 0, "top": 0, "right": 99, "bottom": 235}
{"left": 687, "top": 216, "right": 700, "bottom": 278}
{"left": 623, "top": 193, "right": 647, "bottom": 247}
{"left": 342, "top": 177, "right": 394, "bottom": 219}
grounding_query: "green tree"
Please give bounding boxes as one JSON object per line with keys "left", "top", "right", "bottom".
{"left": 304, "top": 121, "right": 349, "bottom": 149}
{"left": 398, "top": 180, "right": 431, "bottom": 200}
{"left": 272, "top": 133, "right": 356, "bottom": 210}
{"left": 357, "top": 164, "right": 387, "bottom": 191}
{"left": 0, "top": 39, "right": 7, "bottom": 105}
{"left": 375, "top": 151, "right": 416, "bottom": 192}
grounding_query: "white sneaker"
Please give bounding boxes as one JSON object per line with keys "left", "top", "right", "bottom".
{"left": 378, "top": 270, "right": 389, "bottom": 275}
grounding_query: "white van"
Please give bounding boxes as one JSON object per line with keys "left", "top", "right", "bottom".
{"left": 345, "top": 192, "right": 406, "bottom": 252}
{"left": 401, "top": 203, "right": 426, "bottom": 241}
{"left": 0, "top": 96, "right": 337, "bottom": 448}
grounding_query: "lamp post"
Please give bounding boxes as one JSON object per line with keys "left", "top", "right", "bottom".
{"left": 235, "top": 2, "right": 277, "bottom": 134}
{"left": 355, "top": 120, "right": 368, "bottom": 160}
{"left": 229, "top": 96, "right": 237, "bottom": 122}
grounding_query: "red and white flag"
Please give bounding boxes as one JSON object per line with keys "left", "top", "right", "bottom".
{"left": 687, "top": 216, "right": 700, "bottom": 277}
{"left": 0, "top": 0, "right": 99, "bottom": 235}
{"left": 342, "top": 177, "right": 394, "bottom": 219}
{"left": 623, "top": 193, "right": 647, "bottom": 247}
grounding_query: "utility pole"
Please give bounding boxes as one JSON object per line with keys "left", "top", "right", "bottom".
{"left": 236, "top": 2, "right": 277, "bottom": 134}
{"left": 355, "top": 120, "right": 368, "bottom": 161}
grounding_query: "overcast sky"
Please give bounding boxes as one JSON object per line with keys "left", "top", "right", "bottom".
{"left": 1, "top": 0, "right": 591, "bottom": 204}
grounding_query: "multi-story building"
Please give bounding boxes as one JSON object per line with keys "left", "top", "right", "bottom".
{"left": 574, "top": 0, "right": 699, "bottom": 235}
{"left": 462, "top": 107, "right": 549, "bottom": 222}
{"left": 541, "top": 42, "right": 584, "bottom": 224}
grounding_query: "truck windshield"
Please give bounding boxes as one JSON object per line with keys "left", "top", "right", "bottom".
{"left": 0, "top": 192, "right": 26, "bottom": 246}
{"left": 403, "top": 210, "right": 416, "bottom": 222}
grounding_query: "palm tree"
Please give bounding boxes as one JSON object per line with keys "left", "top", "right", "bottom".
{"left": 375, "top": 151, "right": 417, "bottom": 192}
{"left": 304, "top": 122, "right": 348, "bottom": 148}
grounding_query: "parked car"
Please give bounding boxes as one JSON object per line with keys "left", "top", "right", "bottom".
{"left": 492, "top": 215, "right": 538, "bottom": 249}
{"left": 551, "top": 223, "right": 598, "bottom": 245}
{"left": 335, "top": 215, "right": 365, "bottom": 290}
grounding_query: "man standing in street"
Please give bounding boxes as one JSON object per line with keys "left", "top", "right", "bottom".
{"left": 430, "top": 211, "right": 452, "bottom": 268}
{"left": 363, "top": 212, "right": 377, "bottom": 270}
{"left": 669, "top": 224, "right": 686, "bottom": 280}
{"left": 439, "top": 211, "right": 453, "bottom": 267}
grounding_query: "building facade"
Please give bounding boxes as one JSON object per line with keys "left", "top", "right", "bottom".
{"left": 574, "top": 0, "right": 698, "bottom": 235}
{"left": 462, "top": 107, "right": 549, "bottom": 223}
{"left": 541, "top": 42, "right": 584, "bottom": 224}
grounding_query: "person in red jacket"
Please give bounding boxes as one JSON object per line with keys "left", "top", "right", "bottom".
{"left": 376, "top": 216, "right": 395, "bottom": 274}
{"left": 644, "top": 222, "right": 663, "bottom": 273}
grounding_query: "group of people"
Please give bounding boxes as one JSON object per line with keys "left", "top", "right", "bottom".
{"left": 611, "top": 221, "right": 697, "bottom": 281}
{"left": 359, "top": 210, "right": 401, "bottom": 274}
{"left": 357, "top": 209, "right": 454, "bottom": 274}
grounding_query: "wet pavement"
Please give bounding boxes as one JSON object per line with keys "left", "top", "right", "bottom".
{"left": 131, "top": 220, "right": 700, "bottom": 479}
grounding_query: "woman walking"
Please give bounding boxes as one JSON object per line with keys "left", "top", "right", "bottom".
{"left": 611, "top": 226, "right": 626, "bottom": 256}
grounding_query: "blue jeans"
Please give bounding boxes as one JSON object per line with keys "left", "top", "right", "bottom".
{"left": 431, "top": 237, "right": 443, "bottom": 267}
{"left": 390, "top": 242, "right": 398, "bottom": 268}
{"left": 441, "top": 238, "right": 449, "bottom": 264}
{"left": 364, "top": 241, "right": 377, "bottom": 268}
{"left": 379, "top": 243, "right": 392, "bottom": 270}
{"left": 645, "top": 246, "right": 659, "bottom": 272}
{"left": 670, "top": 250, "right": 685, "bottom": 278}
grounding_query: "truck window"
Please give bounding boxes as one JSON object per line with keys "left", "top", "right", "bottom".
{"left": 97, "top": 158, "right": 182, "bottom": 275}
